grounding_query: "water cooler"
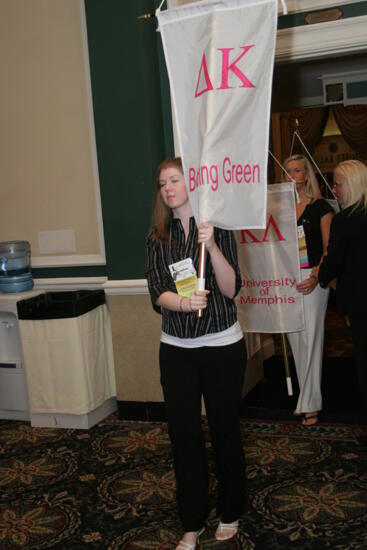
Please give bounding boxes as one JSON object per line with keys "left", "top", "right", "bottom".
{"left": 0, "top": 240, "right": 33, "bottom": 293}
{"left": 0, "top": 290, "right": 43, "bottom": 420}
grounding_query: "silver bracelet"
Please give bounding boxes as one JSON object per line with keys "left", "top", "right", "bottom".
{"left": 179, "top": 297, "right": 184, "bottom": 312}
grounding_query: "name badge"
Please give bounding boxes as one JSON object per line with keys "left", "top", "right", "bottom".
{"left": 297, "top": 225, "right": 309, "bottom": 268}
{"left": 169, "top": 258, "right": 198, "bottom": 297}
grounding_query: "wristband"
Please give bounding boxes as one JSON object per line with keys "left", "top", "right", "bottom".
{"left": 179, "top": 297, "right": 184, "bottom": 312}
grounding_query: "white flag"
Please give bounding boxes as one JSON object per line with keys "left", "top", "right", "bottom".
{"left": 236, "top": 183, "right": 305, "bottom": 333}
{"left": 157, "top": 0, "right": 277, "bottom": 229}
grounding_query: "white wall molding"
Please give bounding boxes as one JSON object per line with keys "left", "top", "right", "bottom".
{"left": 276, "top": 15, "right": 367, "bottom": 61}
{"left": 282, "top": 0, "right": 363, "bottom": 14}
{"left": 33, "top": 277, "right": 108, "bottom": 291}
{"left": 31, "top": 254, "right": 106, "bottom": 268}
{"left": 169, "top": 0, "right": 367, "bottom": 62}
{"left": 79, "top": 0, "right": 106, "bottom": 265}
{"left": 103, "top": 280, "right": 149, "bottom": 295}
{"left": 33, "top": 277, "right": 149, "bottom": 295}
{"left": 169, "top": 0, "right": 363, "bottom": 14}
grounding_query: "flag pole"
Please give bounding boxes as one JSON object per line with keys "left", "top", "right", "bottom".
{"left": 281, "top": 333, "right": 293, "bottom": 396}
{"left": 197, "top": 243, "right": 206, "bottom": 318}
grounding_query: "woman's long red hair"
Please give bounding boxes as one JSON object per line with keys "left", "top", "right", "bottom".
{"left": 150, "top": 157, "right": 183, "bottom": 242}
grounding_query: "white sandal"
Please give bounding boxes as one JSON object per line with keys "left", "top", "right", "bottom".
{"left": 215, "top": 520, "right": 239, "bottom": 541}
{"left": 176, "top": 527, "right": 205, "bottom": 549}
{"left": 176, "top": 543, "right": 196, "bottom": 550}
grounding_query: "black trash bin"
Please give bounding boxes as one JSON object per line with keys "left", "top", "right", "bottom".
{"left": 17, "top": 290, "right": 106, "bottom": 320}
{"left": 17, "top": 290, "right": 116, "bottom": 429}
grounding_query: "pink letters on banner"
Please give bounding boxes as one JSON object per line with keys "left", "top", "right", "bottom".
{"left": 188, "top": 157, "right": 260, "bottom": 193}
{"left": 195, "top": 46, "right": 255, "bottom": 98}
{"left": 189, "top": 165, "right": 218, "bottom": 192}
{"left": 194, "top": 53, "right": 214, "bottom": 97}
{"left": 222, "top": 157, "right": 260, "bottom": 184}
{"left": 239, "top": 215, "right": 285, "bottom": 244}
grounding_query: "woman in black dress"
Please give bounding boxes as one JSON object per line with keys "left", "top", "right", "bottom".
{"left": 317, "top": 159, "right": 367, "bottom": 423}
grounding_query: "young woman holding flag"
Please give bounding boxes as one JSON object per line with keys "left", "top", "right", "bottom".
{"left": 145, "top": 157, "right": 247, "bottom": 549}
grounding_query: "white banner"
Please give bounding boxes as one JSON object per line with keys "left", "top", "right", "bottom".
{"left": 157, "top": 0, "right": 277, "bottom": 229}
{"left": 235, "top": 183, "right": 305, "bottom": 333}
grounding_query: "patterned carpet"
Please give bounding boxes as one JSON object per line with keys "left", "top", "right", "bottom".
{"left": 1, "top": 415, "right": 367, "bottom": 549}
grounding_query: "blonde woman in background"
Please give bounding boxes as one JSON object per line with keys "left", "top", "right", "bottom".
{"left": 317, "top": 160, "right": 367, "bottom": 428}
{"left": 284, "top": 154, "right": 334, "bottom": 426}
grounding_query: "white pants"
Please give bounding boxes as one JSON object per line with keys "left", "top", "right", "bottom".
{"left": 287, "top": 269, "right": 329, "bottom": 414}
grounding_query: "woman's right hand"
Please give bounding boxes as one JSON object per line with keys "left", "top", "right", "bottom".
{"left": 186, "top": 290, "right": 210, "bottom": 312}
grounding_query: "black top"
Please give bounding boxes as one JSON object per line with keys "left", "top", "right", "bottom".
{"left": 145, "top": 217, "right": 241, "bottom": 338}
{"left": 318, "top": 202, "right": 367, "bottom": 315}
{"left": 298, "top": 199, "right": 334, "bottom": 268}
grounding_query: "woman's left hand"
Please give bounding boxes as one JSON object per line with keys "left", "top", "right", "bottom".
{"left": 296, "top": 275, "right": 318, "bottom": 296}
{"left": 198, "top": 222, "right": 215, "bottom": 251}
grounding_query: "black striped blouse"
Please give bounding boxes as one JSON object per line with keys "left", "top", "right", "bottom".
{"left": 145, "top": 216, "right": 241, "bottom": 339}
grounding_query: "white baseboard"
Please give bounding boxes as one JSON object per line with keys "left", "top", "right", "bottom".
{"left": 29, "top": 397, "right": 117, "bottom": 429}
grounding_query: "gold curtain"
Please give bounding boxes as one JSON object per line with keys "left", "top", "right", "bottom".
{"left": 332, "top": 105, "right": 367, "bottom": 162}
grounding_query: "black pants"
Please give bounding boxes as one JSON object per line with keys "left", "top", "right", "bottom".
{"left": 159, "top": 339, "right": 247, "bottom": 532}
{"left": 349, "top": 314, "right": 367, "bottom": 418}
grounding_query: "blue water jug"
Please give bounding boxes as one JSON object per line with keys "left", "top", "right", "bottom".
{"left": 0, "top": 241, "right": 34, "bottom": 293}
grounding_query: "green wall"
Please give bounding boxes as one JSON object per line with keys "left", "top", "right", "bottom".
{"left": 85, "top": 0, "right": 171, "bottom": 280}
